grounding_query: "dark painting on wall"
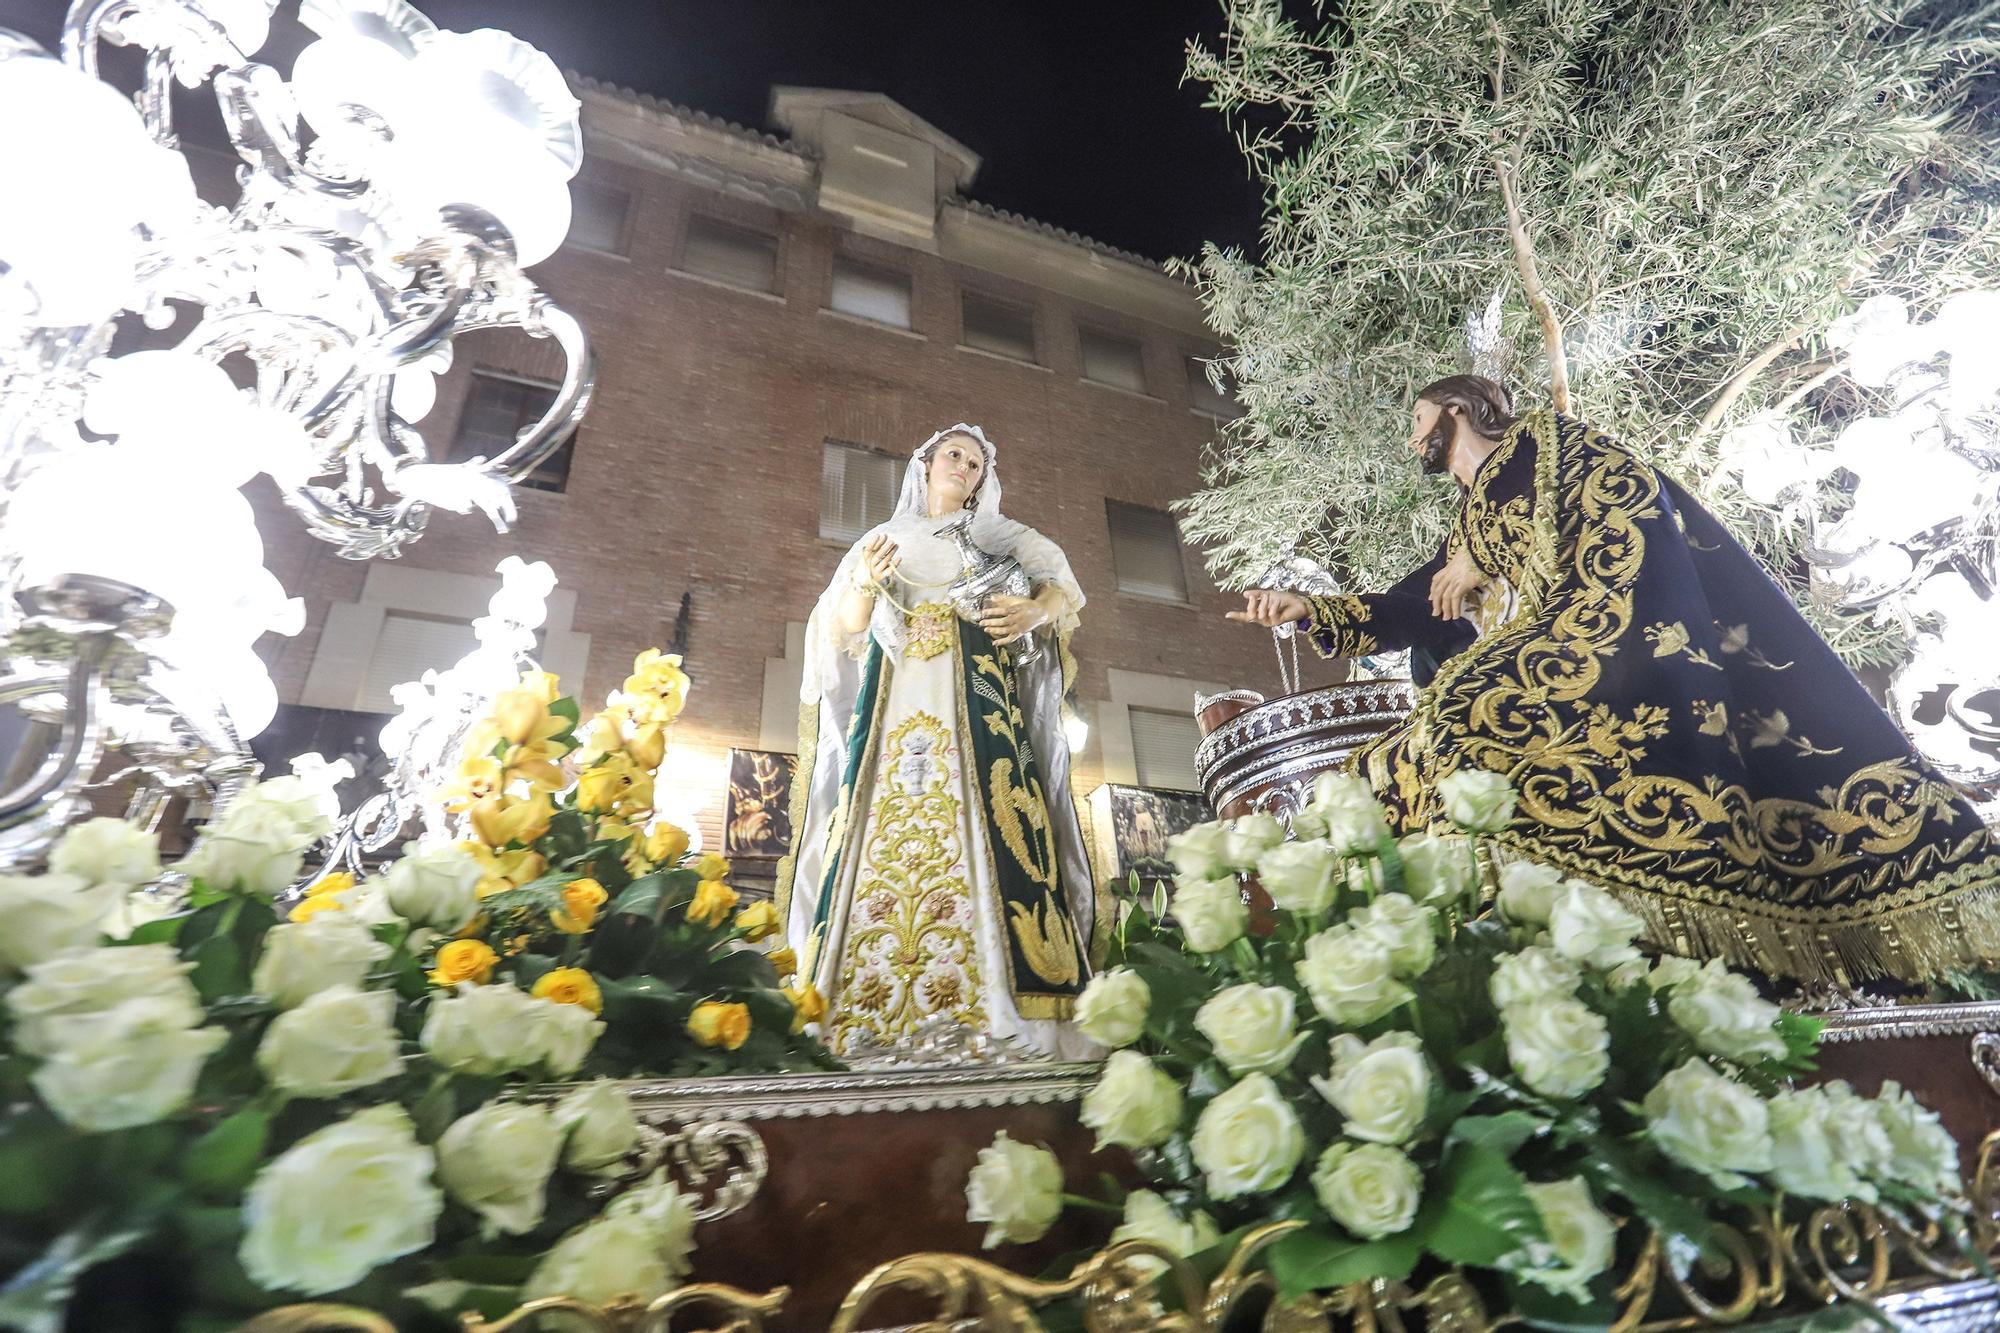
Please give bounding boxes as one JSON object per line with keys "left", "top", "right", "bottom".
{"left": 1086, "top": 783, "right": 1211, "bottom": 885}
{"left": 249, "top": 704, "right": 392, "bottom": 817}
{"left": 726, "top": 749, "right": 797, "bottom": 861}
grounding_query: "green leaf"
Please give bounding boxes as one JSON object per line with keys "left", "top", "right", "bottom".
{"left": 182, "top": 1107, "right": 271, "bottom": 1196}
{"left": 1503, "top": 1274, "right": 1620, "bottom": 1332}
{"left": 1581, "top": 1137, "right": 1718, "bottom": 1257}
{"left": 0, "top": 1112, "right": 88, "bottom": 1216}
{"left": 598, "top": 974, "right": 685, "bottom": 1026}
{"left": 1266, "top": 1225, "right": 1421, "bottom": 1298}
{"left": 411, "top": 1074, "right": 459, "bottom": 1144}
{"left": 124, "top": 915, "right": 187, "bottom": 947}
{"left": 1416, "top": 1144, "right": 1545, "bottom": 1267}
{"left": 610, "top": 872, "right": 670, "bottom": 922}
{"left": 188, "top": 930, "right": 245, "bottom": 1002}
{"left": 1444, "top": 1111, "right": 1548, "bottom": 1159}
{"left": 548, "top": 695, "right": 581, "bottom": 726}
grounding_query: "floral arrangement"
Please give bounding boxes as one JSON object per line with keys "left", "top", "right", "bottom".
{"left": 0, "top": 651, "right": 820, "bottom": 1329}
{"left": 966, "top": 770, "right": 1970, "bottom": 1322}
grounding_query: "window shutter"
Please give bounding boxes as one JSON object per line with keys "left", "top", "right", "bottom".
{"left": 451, "top": 370, "right": 574, "bottom": 493}
{"left": 360, "top": 615, "right": 482, "bottom": 713}
{"left": 681, "top": 217, "right": 779, "bottom": 293}
{"left": 566, "top": 184, "right": 630, "bottom": 255}
{"left": 1186, "top": 356, "right": 1244, "bottom": 418}
{"left": 1081, "top": 329, "right": 1148, "bottom": 393}
{"left": 1130, "top": 707, "right": 1202, "bottom": 792}
{"left": 1107, "top": 502, "right": 1190, "bottom": 601}
{"left": 962, "top": 294, "right": 1036, "bottom": 362}
{"left": 829, "top": 257, "right": 912, "bottom": 328}
{"left": 820, "top": 442, "right": 904, "bottom": 542}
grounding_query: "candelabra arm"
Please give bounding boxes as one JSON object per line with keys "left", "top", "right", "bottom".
{"left": 0, "top": 654, "right": 109, "bottom": 867}
{"left": 476, "top": 301, "right": 595, "bottom": 482}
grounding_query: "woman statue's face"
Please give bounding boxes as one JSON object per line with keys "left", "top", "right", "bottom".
{"left": 925, "top": 434, "right": 985, "bottom": 516}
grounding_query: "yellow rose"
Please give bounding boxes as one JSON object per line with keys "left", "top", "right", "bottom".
{"left": 470, "top": 793, "right": 554, "bottom": 848}
{"left": 430, "top": 938, "right": 498, "bottom": 987}
{"left": 734, "top": 900, "right": 781, "bottom": 942}
{"left": 625, "top": 723, "right": 667, "bottom": 772}
{"left": 695, "top": 852, "right": 730, "bottom": 883}
{"left": 551, "top": 878, "right": 609, "bottom": 934}
{"left": 533, "top": 967, "right": 604, "bottom": 1015}
{"left": 784, "top": 983, "right": 827, "bottom": 1034}
{"left": 645, "top": 823, "right": 691, "bottom": 866}
{"left": 287, "top": 893, "right": 345, "bottom": 923}
{"left": 686, "top": 879, "right": 739, "bottom": 928}
{"left": 687, "top": 1000, "right": 751, "bottom": 1050}
{"left": 766, "top": 946, "right": 798, "bottom": 980}
{"left": 305, "top": 871, "right": 355, "bottom": 899}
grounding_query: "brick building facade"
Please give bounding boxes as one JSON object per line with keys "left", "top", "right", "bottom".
{"left": 251, "top": 80, "right": 1333, "bottom": 852}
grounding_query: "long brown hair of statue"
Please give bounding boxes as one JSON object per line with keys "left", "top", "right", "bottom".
{"left": 1417, "top": 374, "right": 1518, "bottom": 439}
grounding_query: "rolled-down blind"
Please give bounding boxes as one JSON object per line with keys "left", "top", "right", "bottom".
{"left": 1081, "top": 329, "right": 1147, "bottom": 393}
{"left": 681, "top": 217, "right": 779, "bottom": 293}
{"left": 819, "top": 442, "right": 903, "bottom": 542}
{"left": 1107, "top": 502, "right": 1190, "bottom": 602}
{"left": 1130, "top": 707, "right": 1202, "bottom": 793}
{"left": 360, "top": 614, "right": 481, "bottom": 713}
{"left": 829, "top": 257, "right": 912, "bottom": 328}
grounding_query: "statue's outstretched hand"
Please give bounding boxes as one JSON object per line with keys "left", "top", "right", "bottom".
{"left": 1227, "top": 590, "right": 1310, "bottom": 628}
{"left": 858, "top": 534, "right": 901, "bottom": 587}
{"left": 1430, "top": 549, "right": 1483, "bottom": 621}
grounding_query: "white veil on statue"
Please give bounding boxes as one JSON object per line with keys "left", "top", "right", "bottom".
{"left": 778, "top": 424, "right": 1097, "bottom": 997}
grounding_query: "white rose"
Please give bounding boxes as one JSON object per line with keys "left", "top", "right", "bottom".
{"left": 228, "top": 775, "right": 337, "bottom": 844}
{"left": 100, "top": 884, "right": 182, "bottom": 941}
{"left": 964, "top": 1130, "right": 1064, "bottom": 1248}
{"left": 5, "top": 944, "right": 202, "bottom": 1056}
{"left": 525, "top": 1174, "right": 695, "bottom": 1306}
{"left": 1190, "top": 1073, "right": 1306, "bottom": 1199}
{"left": 1502, "top": 997, "right": 1609, "bottom": 1099}
{"left": 1194, "top": 983, "right": 1308, "bottom": 1075}
{"left": 1488, "top": 946, "right": 1581, "bottom": 1011}
{"left": 437, "top": 1102, "right": 563, "bottom": 1236}
{"left": 1666, "top": 959, "right": 1786, "bottom": 1064}
{"left": 1606, "top": 957, "right": 1653, "bottom": 991}
{"left": 1312, "top": 1141, "right": 1422, "bottom": 1239}
{"left": 1109, "top": 1189, "right": 1220, "bottom": 1275}
{"left": 0, "top": 873, "right": 117, "bottom": 972}
{"left": 1513, "top": 1178, "right": 1616, "bottom": 1299}
{"left": 555, "top": 1079, "right": 644, "bottom": 1175}
{"left": 1172, "top": 875, "right": 1247, "bottom": 954}
{"left": 1352, "top": 893, "right": 1437, "bottom": 979}
{"left": 1257, "top": 840, "right": 1339, "bottom": 916}
{"left": 421, "top": 983, "right": 550, "bottom": 1076}
{"left": 252, "top": 915, "right": 389, "bottom": 1010}
{"left": 530, "top": 995, "right": 605, "bottom": 1078}
{"left": 1396, "top": 833, "right": 1473, "bottom": 906}
{"left": 49, "top": 818, "right": 161, "bottom": 889}
{"left": 1547, "top": 881, "right": 1643, "bottom": 971}
{"left": 1437, "top": 767, "right": 1517, "bottom": 832}
{"left": 1644, "top": 1058, "right": 1774, "bottom": 1188}
{"left": 1310, "top": 773, "right": 1391, "bottom": 853}
{"left": 1766, "top": 1088, "right": 1874, "bottom": 1203}
{"left": 382, "top": 841, "right": 483, "bottom": 931}
{"left": 256, "top": 985, "right": 403, "bottom": 1097}
{"left": 1647, "top": 956, "right": 1703, "bottom": 990}
{"left": 1873, "top": 1080, "right": 1960, "bottom": 1196}
{"left": 1080, "top": 1050, "right": 1184, "bottom": 1149}
{"left": 1312, "top": 1031, "right": 1430, "bottom": 1145}
{"left": 1075, "top": 967, "right": 1151, "bottom": 1048}
{"left": 1167, "top": 822, "right": 1232, "bottom": 881}
{"left": 1223, "top": 813, "right": 1286, "bottom": 869}
{"left": 327, "top": 880, "right": 404, "bottom": 928}
{"left": 1496, "top": 860, "right": 1563, "bottom": 926}
{"left": 240, "top": 1106, "right": 442, "bottom": 1296}
{"left": 177, "top": 824, "right": 307, "bottom": 898}
{"left": 30, "top": 997, "right": 225, "bottom": 1132}
{"left": 1296, "top": 925, "right": 1411, "bottom": 1027}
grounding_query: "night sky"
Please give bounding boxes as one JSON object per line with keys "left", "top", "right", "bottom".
{"left": 0, "top": 0, "right": 1270, "bottom": 262}
{"left": 404, "top": 0, "right": 1267, "bottom": 263}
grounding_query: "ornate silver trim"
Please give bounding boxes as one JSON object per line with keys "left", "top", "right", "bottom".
{"left": 582, "top": 1060, "right": 1103, "bottom": 1120}
{"left": 1876, "top": 1278, "right": 2000, "bottom": 1332}
{"left": 1812, "top": 1000, "right": 2000, "bottom": 1043}
{"left": 1194, "top": 681, "right": 1415, "bottom": 789}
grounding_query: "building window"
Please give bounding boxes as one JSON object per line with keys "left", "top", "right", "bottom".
{"left": 678, "top": 216, "right": 780, "bottom": 293}
{"left": 1107, "top": 501, "right": 1190, "bottom": 602}
{"left": 1130, "top": 706, "right": 1202, "bottom": 792}
{"left": 961, "top": 292, "right": 1036, "bottom": 362}
{"left": 451, "top": 369, "right": 576, "bottom": 493}
{"left": 1186, "top": 356, "right": 1245, "bottom": 419}
{"left": 820, "top": 440, "right": 903, "bottom": 542}
{"left": 360, "top": 613, "right": 481, "bottom": 713}
{"left": 566, "top": 184, "right": 631, "bottom": 255}
{"left": 829, "top": 256, "right": 912, "bottom": 329}
{"left": 1080, "top": 328, "right": 1148, "bottom": 394}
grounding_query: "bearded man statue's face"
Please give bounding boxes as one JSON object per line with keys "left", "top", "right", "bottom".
{"left": 1409, "top": 398, "right": 1455, "bottom": 475}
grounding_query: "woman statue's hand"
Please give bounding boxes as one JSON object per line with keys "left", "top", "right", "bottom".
{"left": 1227, "top": 590, "right": 1310, "bottom": 628}
{"left": 980, "top": 594, "right": 1048, "bottom": 644}
{"left": 857, "top": 534, "right": 901, "bottom": 589}
{"left": 1429, "top": 549, "right": 1483, "bottom": 621}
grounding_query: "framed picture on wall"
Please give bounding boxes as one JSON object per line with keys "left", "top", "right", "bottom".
{"left": 725, "top": 749, "right": 797, "bottom": 861}
{"left": 1085, "top": 783, "right": 1211, "bottom": 886}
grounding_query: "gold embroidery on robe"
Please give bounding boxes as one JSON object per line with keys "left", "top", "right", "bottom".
{"left": 904, "top": 602, "right": 956, "bottom": 661}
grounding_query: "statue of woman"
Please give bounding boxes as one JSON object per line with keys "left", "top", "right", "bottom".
{"left": 776, "top": 425, "right": 1098, "bottom": 1058}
